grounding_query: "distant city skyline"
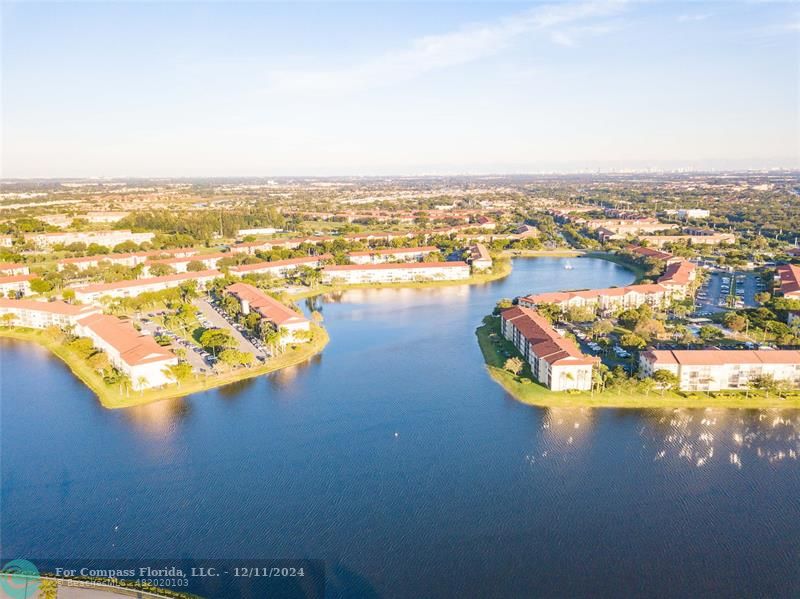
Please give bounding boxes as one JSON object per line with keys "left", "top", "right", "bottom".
{"left": 2, "top": 1, "right": 798, "bottom": 178}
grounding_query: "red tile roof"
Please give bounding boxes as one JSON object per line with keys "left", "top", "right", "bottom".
{"left": 776, "top": 264, "right": 800, "bottom": 297}
{"left": 72, "top": 270, "right": 220, "bottom": 293}
{"left": 657, "top": 260, "right": 696, "bottom": 286}
{"left": 523, "top": 283, "right": 668, "bottom": 305}
{"left": 77, "top": 313, "right": 176, "bottom": 366}
{"left": 0, "top": 298, "right": 99, "bottom": 316}
{"left": 0, "top": 274, "right": 36, "bottom": 284}
{"left": 643, "top": 349, "right": 800, "bottom": 366}
{"left": 225, "top": 283, "right": 308, "bottom": 326}
{"left": 229, "top": 254, "right": 333, "bottom": 273}
{"left": 501, "top": 306, "right": 597, "bottom": 366}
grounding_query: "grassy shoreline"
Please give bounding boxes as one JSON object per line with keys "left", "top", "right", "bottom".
{"left": 0, "top": 325, "right": 329, "bottom": 409}
{"left": 475, "top": 317, "right": 800, "bottom": 409}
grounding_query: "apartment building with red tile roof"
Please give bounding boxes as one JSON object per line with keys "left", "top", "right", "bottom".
{"left": 500, "top": 306, "right": 596, "bottom": 391}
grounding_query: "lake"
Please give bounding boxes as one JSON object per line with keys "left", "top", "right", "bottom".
{"left": 2, "top": 257, "right": 798, "bottom": 598}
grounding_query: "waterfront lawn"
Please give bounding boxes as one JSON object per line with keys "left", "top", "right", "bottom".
{"left": 0, "top": 324, "right": 329, "bottom": 409}
{"left": 475, "top": 316, "right": 800, "bottom": 409}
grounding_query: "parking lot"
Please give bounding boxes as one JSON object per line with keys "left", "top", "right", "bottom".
{"left": 193, "top": 297, "right": 268, "bottom": 361}
{"left": 694, "top": 270, "right": 763, "bottom": 314}
{"left": 138, "top": 314, "right": 213, "bottom": 374}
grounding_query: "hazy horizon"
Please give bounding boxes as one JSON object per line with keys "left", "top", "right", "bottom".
{"left": 3, "top": 0, "right": 798, "bottom": 178}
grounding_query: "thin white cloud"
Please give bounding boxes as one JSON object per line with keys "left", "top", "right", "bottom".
{"left": 677, "top": 13, "right": 712, "bottom": 22}
{"left": 269, "top": 1, "right": 628, "bottom": 93}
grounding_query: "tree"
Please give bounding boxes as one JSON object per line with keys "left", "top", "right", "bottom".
{"left": 186, "top": 260, "right": 206, "bottom": 272}
{"left": 62, "top": 288, "right": 76, "bottom": 302}
{"left": 699, "top": 325, "right": 724, "bottom": 343}
{"left": 148, "top": 263, "right": 176, "bottom": 277}
{"left": 87, "top": 351, "right": 110, "bottom": 373}
{"left": 634, "top": 317, "right": 666, "bottom": 342}
{"left": 1, "top": 313, "right": 16, "bottom": 327}
{"left": 653, "top": 369, "right": 680, "bottom": 396}
{"left": 723, "top": 312, "right": 748, "bottom": 333}
{"left": 620, "top": 333, "right": 647, "bottom": 350}
{"left": 199, "top": 328, "right": 235, "bottom": 355}
{"left": 755, "top": 291, "right": 771, "bottom": 305}
{"left": 30, "top": 278, "right": 54, "bottom": 293}
{"left": 219, "top": 349, "right": 254, "bottom": 368}
{"left": 638, "top": 377, "right": 657, "bottom": 397}
{"left": 591, "top": 319, "right": 614, "bottom": 339}
{"left": 504, "top": 357, "right": 524, "bottom": 376}
{"left": 750, "top": 374, "right": 777, "bottom": 398}
{"left": 164, "top": 362, "right": 193, "bottom": 386}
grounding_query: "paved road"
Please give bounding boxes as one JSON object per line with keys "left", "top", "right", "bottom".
{"left": 193, "top": 298, "right": 267, "bottom": 360}
{"left": 695, "top": 270, "right": 761, "bottom": 314}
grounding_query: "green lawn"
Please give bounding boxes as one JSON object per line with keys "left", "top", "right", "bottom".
{"left": 475, "top": 316, "right": 800, "bottom": 409}
{"left": 0, "top": 324, "right": 329, "bottom": 409}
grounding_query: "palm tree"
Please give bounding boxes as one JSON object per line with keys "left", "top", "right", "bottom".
{"left": 118, "top": 374, "right": 132, "bottom": 398}
{"left": 136, "top": 376, "right": 148, "bottom": 394}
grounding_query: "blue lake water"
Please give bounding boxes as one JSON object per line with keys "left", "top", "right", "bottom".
{"left": 2, "top": 257, "right": 799, "bottom": 598}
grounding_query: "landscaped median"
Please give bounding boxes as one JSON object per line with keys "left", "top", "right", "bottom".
{"left": 475, "top": 316, "right": 800, "bottom": 409}
{"left": 0, "top": 324, "right": 329, "bottom": 409}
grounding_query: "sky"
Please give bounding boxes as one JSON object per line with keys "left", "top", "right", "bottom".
{"left": 2, "top": 1, "right": 798, "bottom": 178}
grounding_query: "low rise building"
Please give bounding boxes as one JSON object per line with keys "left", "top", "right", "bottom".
{"left": 625, "top": 245, "right": 681, "bottom": 264}
{"left": 143, "top": 252, "right": 228, "bottom": 275}
{"left": 347, "top": 246, "right": 438, "bottom": 265}
{"left": 775, "top": 264, "right": 800, "bottom": 298}
{"left": 0, "top": 263, "right": 30, "bottom": 276}
{"left": 24, "top": 230, "right": 155, "bottom": 249}
{"left": 322, "top": 261, "right": 470, "bottom": 284}
{"left": 0, "top": 274, "right": 36, "bottom": 297}
{"left": 74, "top": 313, "right": 177, "bottom": 389}
{"left": 467, "top": 243, "right": 493, "bottom": 271}
{"left": 57, "top": 248, "right": 198, "bottom": 272}
{"left": 500, "top": 306, "right": 597, "bottom": 391}
{"left": 71, "top": 270, "right": 221, "bottom": 303}
{"left": 237, "top": 227, "right": 281, "bottom": 236}
{"left": 656, "top": 260, "right": 697, "bottom": 299}
{"left": 520, "top": 283, "right": 674, "bottom": 316}
{"left": 637, "top": 233, "right": 735, "bottom": 248}
{"left": 640, "top": 349, "right": 800, "bottom": 392}
{"left": 225, "top": 282, "right": 311, "bottom": 343}
{"left": 0, "top": 298, "right": 100, "bottom": 328}
{"left": 229, "top": 254, "right": 332, "bottom": 278}
{"left": 666, "top": 208, "right": 710, "bottom": 219}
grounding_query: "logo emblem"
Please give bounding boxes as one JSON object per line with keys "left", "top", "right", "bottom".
{"left": 0, "top": 559, "right": 40, "bottom": 599}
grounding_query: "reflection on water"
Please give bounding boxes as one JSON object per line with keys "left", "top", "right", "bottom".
{"left": 643, "top": 408, "right": 800, "bottom": 468}
{"left": 123, "top": 397, "right": 192, "bottom": 436}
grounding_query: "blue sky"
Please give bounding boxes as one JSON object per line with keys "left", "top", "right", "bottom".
{"left": 2, "top": 1, "right": 798, "bottom": 177}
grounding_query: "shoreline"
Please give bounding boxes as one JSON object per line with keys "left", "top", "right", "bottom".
{"left": 0, "top": 325, "right": 329, "bottom": 409}
{"left": 475, "top": 317, "right": 800, "bottom": 410}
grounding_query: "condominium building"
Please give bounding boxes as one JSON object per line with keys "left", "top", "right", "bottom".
{"left": 625, "top": 245, "right": 681, "bottom": 264}
{"left": 321, "top": 261, "right": 470, "bottom": 284}
{"left": 520, "top": 283, "right": 673, "bottom": 316}
{"left": 0, "top": 274, "right": 36, "bottom": 297}
{"left": 237, "top": 227, "right": 281, "bottom": 236}
{"left": 57, "top": 248, "right": 197, "bottom": 272}
{"left": 347, "top": 246, "right": 438, "bottom": 265}
{"left": 0, "top": 263, "right": 30, "bottom": 276}
{"left": 656, "top": 260, "right": 697, "bottom": 299}
{"left": 143, "top": 252, "right": 228, "bottom": 275}
{"left": 0, "top": 298, "right": 100, "bottom": 328}
{"left": 0, "top": 299, "right": 175, "bottom": 389}
{"left": 74, "top": 313, "right": 177, "bottom": 389}
{"left": 636, "top": 234, "right": 735, "bottom": 248}
{"left": 466, "top": 243, "right": 493, "bottom": 271}
{"left": 229, "top": 236, "right": 336, "bottom": 255}
{"left": 500, "top": 306, "right": 597, "bottom": 391}
{"left": 775, "top": 264, "right": 800, "bottom": 298}
{"left": 71, "top": 270, "right": 221, "bottom": 303}
{"left": 225, "top": 282, "right": 310, "bottom": 342}
{"left": 24, "top": 230, "right": 155, "bottom": 249}
{"left": 229, "top": 254, "right": 332, "bottom": 278}
{"left": 640, "top": 349, "right": 800, "bottom": 392}
{"left": 588, "top": 219, "right": 677, "bottom": 241}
